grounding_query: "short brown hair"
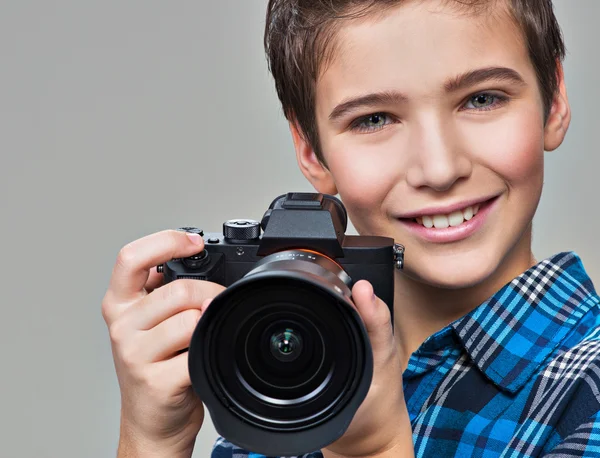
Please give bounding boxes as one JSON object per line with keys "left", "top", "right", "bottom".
{"left": 264, "top": 0, "right": 566, "bottom": 163}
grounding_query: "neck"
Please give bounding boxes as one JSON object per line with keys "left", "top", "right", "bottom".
{"left": 393, "top": 225, "right": 537, "bottom": 370}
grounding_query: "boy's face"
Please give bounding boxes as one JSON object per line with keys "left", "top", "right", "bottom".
{"left": 293, "top": 0, "right": 570, "bottom": 289}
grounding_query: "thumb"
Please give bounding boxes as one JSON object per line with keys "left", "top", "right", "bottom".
{"left": 351, "top": 280, "right": 395, "bottom": 364}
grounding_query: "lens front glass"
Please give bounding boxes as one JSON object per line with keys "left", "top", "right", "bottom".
{"left": 204, "top": 274, "right": 367, "bottom": 431}
{"left": 238, "top": 308, "right": 330, "bottom": 404}
{"left": 270, "top": 327, "right": 302, "bottom": 362}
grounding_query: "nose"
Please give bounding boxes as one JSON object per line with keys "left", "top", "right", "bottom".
{"left": 405, "top": 117, "right": 472, "bottom": 192}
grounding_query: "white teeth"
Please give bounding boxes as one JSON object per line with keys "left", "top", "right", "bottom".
{"left": 448, "top": 211, "right": 464, "bottom": 227}
{"left": 463, "top": 206, "right": 474, "bottom": 221}
{"left": 414, "top": 204, "right": 480, "bottom": 229}
{"left": 433, "top": 215, "right": 449, "bottom": 229}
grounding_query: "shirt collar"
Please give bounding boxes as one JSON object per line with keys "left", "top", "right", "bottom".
{"left": 448, "top": 252, "right": 599, "bottom": 394}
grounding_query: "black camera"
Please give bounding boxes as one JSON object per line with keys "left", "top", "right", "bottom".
{"left": 160, "top": 192, "right": 403, "bottom": 456}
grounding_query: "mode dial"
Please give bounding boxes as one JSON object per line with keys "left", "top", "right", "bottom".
{"left": 223, "top": 219, "right": 261, "bottom": 241}
{"left": 177, "top": 227, "right": 204, "bottom": 236}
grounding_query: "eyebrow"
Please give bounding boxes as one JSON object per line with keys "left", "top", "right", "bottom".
{"left": 444, "top": 66, "right": 526, "bottom": 93}
{"left": 329, "top": 91, "right": 408, "bottom": 122}
{"left": 328, "top": 66, "right": 526, "bottom": 122}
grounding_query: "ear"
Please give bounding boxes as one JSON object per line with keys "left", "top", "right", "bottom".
{"left": 289, "top": 120, "right": 338, "bottom": 195}
{"left": 544, "top": 63, "right": 571, "bottom": 151}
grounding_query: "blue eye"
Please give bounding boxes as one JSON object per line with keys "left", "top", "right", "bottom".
{"left": 350, "top": 113, "right": 392, "bottom": 133}
{"left": 463, "top": 93, "right": 507, "bottom": 111}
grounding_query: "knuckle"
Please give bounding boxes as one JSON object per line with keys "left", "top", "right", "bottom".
{"left": 379, "top": 301, "right": 392, "bottom": 322}
{"left": 165, "top": 280, "right": 196, "bottom": 305}
{"left": 100, "top": 295, "right": 112, "bottom": 323}
{"left": 167, "top": 228, "right": 183, "bottom": 243}
{"left": 108, "top": 319, "right": 127, "bottom": 345}
{"left": 165, "top": 229, "right": 185, "bottom": 253}
{"left": 178, "top": 309, "right": 202, "bottom": 333}
{"left": 119, "top": 342, "right": 141, "bottom": 369}
{"left": 116, "top": 242, "right": 137, "bottom": 269}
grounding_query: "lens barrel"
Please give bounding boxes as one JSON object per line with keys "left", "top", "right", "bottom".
{"left": 188, "top": 250, "right": 373, "bottom": 456}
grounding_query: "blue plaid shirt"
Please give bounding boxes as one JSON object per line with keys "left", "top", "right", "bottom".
{"left": 212, "top": 252, "right": 600, "bottom": 457}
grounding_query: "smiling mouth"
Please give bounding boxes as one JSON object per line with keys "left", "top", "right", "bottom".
{"left": 414, "top": 203, "right": 480, "bottom": 228}
{"left": 401, "top": 197, "right": 497, "bottom": 229}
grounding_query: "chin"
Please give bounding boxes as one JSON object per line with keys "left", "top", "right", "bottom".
{"left": 403, "top": 248, "right": 502, "bottom": 290}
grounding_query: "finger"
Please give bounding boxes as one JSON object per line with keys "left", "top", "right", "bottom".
{"left": 110, "top": 229, "right": 204, "bottom": 300}
{"left": 143, "top": 268, "right": 164, "bottom": 294}
{"left": 140, "top": 308, "right": 202, "bottom": 362}
{"left": 104, "top": 230, "right": 204, "bottom": 322}
{"left": 122, "top": 279, "right": 225, "bottom": 331}
{"left": 155, "top": 350, "right": 193, "bottom": 391}
{"left": 352, "top": 280, "right": 395, "bottom": 362}
{"left": 202, "top": 297, "right": 213, "bottom": 309}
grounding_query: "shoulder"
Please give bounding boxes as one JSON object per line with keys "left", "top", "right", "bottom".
{"left": 542, "top": 293, "right": 600, "bottom": 392}
{"left": 534, "top": 303, "right": 600, "bottom": 437}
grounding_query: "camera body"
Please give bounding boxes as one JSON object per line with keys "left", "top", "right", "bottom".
{"left": 163, "top": 192, "right": 396, "bottom": 316}
{"left": 160, "top": 192, "right": 400, "bottom": 456}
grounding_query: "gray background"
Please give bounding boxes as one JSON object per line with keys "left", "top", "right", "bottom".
{"left": 0, "top": 1, "right": 597, "bottom": 456}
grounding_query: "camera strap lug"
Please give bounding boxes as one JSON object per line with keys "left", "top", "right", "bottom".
{"left": 393, "top": 243, "right": 405, "bottom": 270}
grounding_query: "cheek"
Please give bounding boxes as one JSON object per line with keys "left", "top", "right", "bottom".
{"left": 473, "top": 110, "right": 545, "bottom": 186}
{"left": 331, "top": 156, "right": 387, "bottom": 206}
{"left": 325, "top": 144, "right": 399, "bottom": 229}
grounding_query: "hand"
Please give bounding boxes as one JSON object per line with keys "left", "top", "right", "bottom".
{"left": 322, "top": 280, "right": 414, "bottom": 458}
{"left": 101, "top": 230, "right": 226, "bottom": 457}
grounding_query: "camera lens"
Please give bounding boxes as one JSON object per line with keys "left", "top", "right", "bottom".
{"left": 187, "top": 249, "right": 374, "bottom": 455}
{"left": 189, "top": 254, "right": 367, "bottom": 422}
{"left": 270, "top": 328, "right": 303, "bottom": 362}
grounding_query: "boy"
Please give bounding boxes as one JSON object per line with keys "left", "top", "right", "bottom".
{"left": 101, "top": 0, "right": 600, "bottom": 457}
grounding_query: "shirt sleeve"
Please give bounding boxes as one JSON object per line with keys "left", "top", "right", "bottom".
{"left": 210, "top": 437, "right": 239, "bottom": 458}
{"left": 210, "top": 436, "right": 324, "bottom": 458}
{"left": 541, "top": 410, "right": 600, "bottom": 457}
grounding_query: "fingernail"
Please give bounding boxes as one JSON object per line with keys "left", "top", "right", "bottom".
{"left": 186, "top": 232, "right": 202, "bottom": 245}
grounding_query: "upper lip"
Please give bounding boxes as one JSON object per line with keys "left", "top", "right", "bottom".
{"left": 396, "top": 194, "right": 500, "bottom": 219}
